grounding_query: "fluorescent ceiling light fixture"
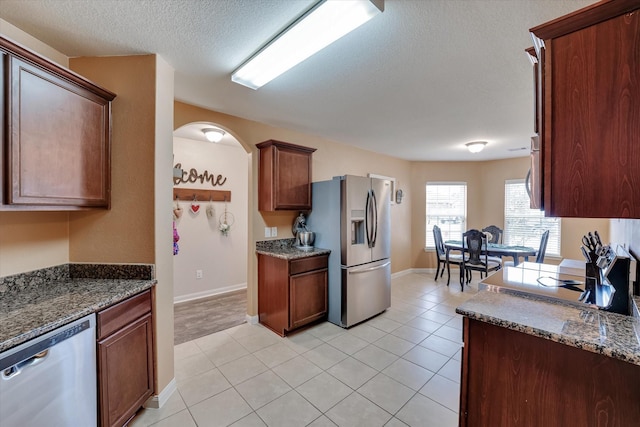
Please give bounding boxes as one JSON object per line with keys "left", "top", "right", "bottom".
{"left": 466, "top": 141, "right": 488, "bottom": 153}
{"left": 232, "top": 0, "right": 384, "bottom": 90}
{"left": 203, "top": 128, "right": 225, "bottom": 143}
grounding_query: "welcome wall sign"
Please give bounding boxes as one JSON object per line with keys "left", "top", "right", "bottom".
{"left": 173, "top": 163, "right": 228, "bottom": 187}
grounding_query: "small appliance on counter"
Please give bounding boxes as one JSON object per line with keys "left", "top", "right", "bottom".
{"left": 292, "top": 212, "right": 315, "bottom": 250}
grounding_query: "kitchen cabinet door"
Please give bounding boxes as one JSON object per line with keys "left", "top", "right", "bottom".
{"left": 97, "top": 290, "right": 154, "bottom": 427}
{"left": 257, "top": 140, "right": 316, "bottom": 211}
{"left": 460, "top": 318, "right": 640, "bottom": 426}
{"left": 98, "top": 314, "right": 154, "bottom": 427}
{"left": 1, "top": 36, "right": 116, "bottom": 210}
{"left": 530, "top": 2, "right": 640, "bottom": 218}
{"left": 290, "top": 268, "right": 328, "bottom": 329}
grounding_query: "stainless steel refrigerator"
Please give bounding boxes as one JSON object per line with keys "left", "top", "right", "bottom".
{"left": 307, "top": 175, "right": 391, "bottom": 327}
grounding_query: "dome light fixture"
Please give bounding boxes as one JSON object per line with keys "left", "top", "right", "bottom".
{"left": 466, "top": 141, "right": 487, "bottom": 153}
{"left": 202, "top": 128, "right": 225, "bottom": 143}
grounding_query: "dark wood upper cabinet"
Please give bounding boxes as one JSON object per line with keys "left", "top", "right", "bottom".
{"left": 257, "top": 140, "right": 316, "bottom": 211}
{"left": 0, "top": 36, "right": 116, "bottom": 210}
{"left": 530, "top": 1, "right": 639, "bottom": 218}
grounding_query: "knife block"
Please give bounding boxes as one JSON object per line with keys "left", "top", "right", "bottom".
{"left": 600, "top": 246, "right": 633, "bottom": 315}
{"left": 584, "top": 262, "right": 600, "bottom": 305}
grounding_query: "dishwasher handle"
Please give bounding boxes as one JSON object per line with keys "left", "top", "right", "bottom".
{"left": 2, "top": 350, "right": 49, "bottom": 380}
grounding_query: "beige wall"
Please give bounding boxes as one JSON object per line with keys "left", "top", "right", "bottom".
{"left": 0, "top": 22, "right": 71, "bottom": 277}
{"left": 174, "top": 101, "right": 413, "bottom": 320}
{"left": 68, "top": 54, "right": 176, "bottom": 396}
{"left": 0, "top": 212, "right": 69, "bottom": 275}
{"left": 68, "top": 55, "right": 156, "bottom": 264}
{"left": 410, "top": 157, "right": 610, "bottom": 268}
{"left": 410, "top": 160, "right": 483, "bottom": 269}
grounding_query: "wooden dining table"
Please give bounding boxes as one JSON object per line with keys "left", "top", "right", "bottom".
{"left": 445, "top": 240, "right": 537, "bottom": 266}
{"left": 444, "top": 240, "right": 537, "bottom": 284}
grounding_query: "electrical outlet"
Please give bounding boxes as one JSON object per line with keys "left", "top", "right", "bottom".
{"left": 271, "top": 226, "right": 278, "bottom": 237}
{"left": 196, "top": 270, "right": 203, "bottom": 279}
{"left": 265, "top": 227, "right": 271, "bottom": 237}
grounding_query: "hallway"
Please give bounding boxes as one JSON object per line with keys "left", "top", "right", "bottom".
{"left": 174, "top": 289, "right": 247, "bottom": 345}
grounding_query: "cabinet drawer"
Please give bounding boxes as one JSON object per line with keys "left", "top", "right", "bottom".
{"left": 97, "top": 290, "right": 152, "bottom": 339}
{"left": 290, "top": 255, "right": 328, "bottom": 276}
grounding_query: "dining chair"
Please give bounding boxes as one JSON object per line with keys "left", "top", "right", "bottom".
{"left": 433, "top": 225, "right": 467, "bottom": 286}
{"left": 535, "top": 230, "right": 550, "bottom": 263}
{"left": 461, "top": 229, "right": 502, "bottom": 290}
{"left": 482, "top": 225, "right": 503, "bottom": 244}
{"left": 504, "top": 229, "right": 550, "bottom": 267}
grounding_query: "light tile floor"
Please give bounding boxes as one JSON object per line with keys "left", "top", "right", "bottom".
{"left": 130, "top": 272, "right": 480, "bottom": 427}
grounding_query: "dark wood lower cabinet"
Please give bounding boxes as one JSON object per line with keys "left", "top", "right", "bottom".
{"left": 97, "top": 290, "right": 154, "bottom": 427}
{"left": 460, "top": 317, "right": 640, "bottom": 427}
{"left": 258, "top": 253, "right": 328, "bottom": 336}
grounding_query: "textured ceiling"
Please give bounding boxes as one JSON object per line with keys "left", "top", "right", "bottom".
{"left": 0, "top": 0, "right": 594, "bottom": 161}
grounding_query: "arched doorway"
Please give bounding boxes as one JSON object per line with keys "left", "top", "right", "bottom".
{"left": 172, "top": 122, "right": 249, "bottom": 343}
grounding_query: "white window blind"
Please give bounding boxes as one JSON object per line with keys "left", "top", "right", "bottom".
{"left": 425, "top": 182, "right": 467, "bottom": 248}
{"left": 504, "top": 179, "right": 560, "bottom": 256}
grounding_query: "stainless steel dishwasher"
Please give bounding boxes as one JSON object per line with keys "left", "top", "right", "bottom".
{"left": 0, "top": 313, "right": 97, "bottom": 427}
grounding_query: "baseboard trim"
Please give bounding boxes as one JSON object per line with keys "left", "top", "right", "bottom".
{"left": 144, "top": 378, "right": 177, "bottom": 409}
{"left": 173, "top": 283, "right": 247, "bottom": 304}
{"left": 391, "top": 269, "right": 414, "bottom": 278}
{"left": 392, "top": 267, "right": 448, "bottom": 278}
{"left": 246, "top": 314, "right": 259, "bottom": 325}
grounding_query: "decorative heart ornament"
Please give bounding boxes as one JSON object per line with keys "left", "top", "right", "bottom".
{"left": 190, "top": 203, "right": 200, "bottom": 214}
{"left": 173, "top": 206, "right": 183, "bottom": 219}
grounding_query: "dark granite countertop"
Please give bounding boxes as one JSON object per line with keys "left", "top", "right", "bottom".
{"left": 256, "top": 238, "right": 331, "bottom": 260}
{"left": 0, "top": 263, "right": 156, "bottom": 352}
{"left": 456, "top": 291, "right": 640, "bottom": 366}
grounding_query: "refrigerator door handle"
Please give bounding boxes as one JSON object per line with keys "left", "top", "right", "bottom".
{"left": 371, "top": 190, "right": 378, "bottom": 247}
{"left": 347, "top": 261, "right": 391, "bottom": 274}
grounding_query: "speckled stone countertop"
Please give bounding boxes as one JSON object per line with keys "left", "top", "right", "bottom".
{"left": 456, "top": 291, "right": 640, "bottom": 366}
{"left": 0, "top": 263, "right": 156, "bottom": 352}
{"left": 256, "top": 238, "right": 331, "bottom": 260}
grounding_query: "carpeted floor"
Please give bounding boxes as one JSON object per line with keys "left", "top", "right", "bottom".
{"left": 173, "top": 289, "right": 247, "bottom": 345}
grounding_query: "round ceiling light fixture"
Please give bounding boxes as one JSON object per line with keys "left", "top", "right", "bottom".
{"left": 465, "top": 141, "right": 488, "bottom": 153}
{"left": 202, "top": 128, "right": 225, "bottom": 143}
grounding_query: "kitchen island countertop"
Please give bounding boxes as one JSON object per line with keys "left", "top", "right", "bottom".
{"left": 456, "top": 290, "right": 640, "bottom": 366}
{"left": 0, "top": 263, "right": 156, "bottom": 352}
{"left": 256, "top": 238, "right": 331, "bottom": 260}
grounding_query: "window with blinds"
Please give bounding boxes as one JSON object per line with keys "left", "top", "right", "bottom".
{"left": 425, "top": 182, "right": 467, "bottom": 248}
{"left": 504, "top": 179, "right": 560, "bottom": 256}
